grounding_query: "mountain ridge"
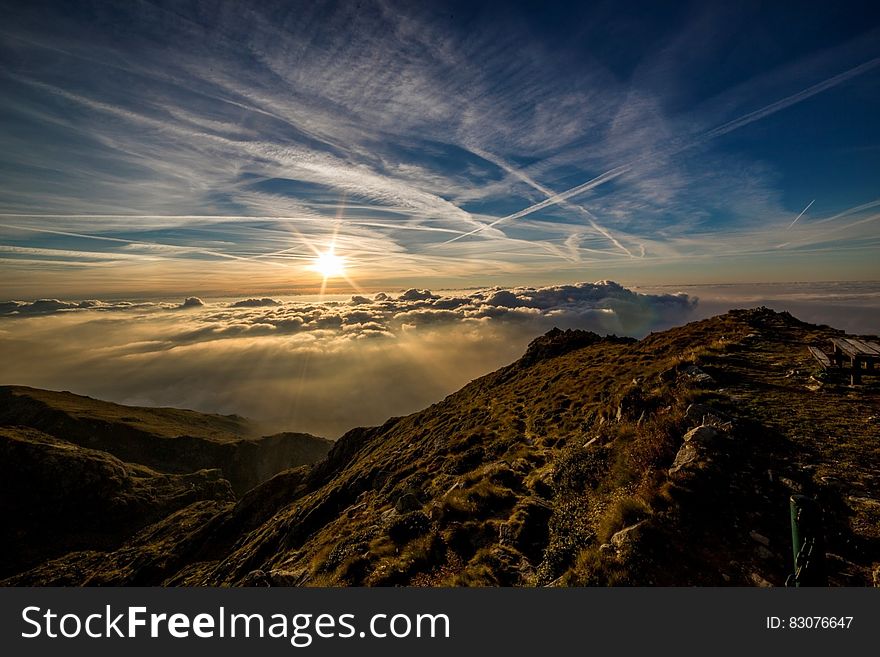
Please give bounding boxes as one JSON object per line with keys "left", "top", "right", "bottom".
{"left": 0, "top": 385, "right": 332, "bottom": 493}
{"left": 2, "top": 308, "right": 878, "bottom": 586}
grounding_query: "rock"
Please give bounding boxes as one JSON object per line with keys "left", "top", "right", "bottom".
{"left": 544, "top": 574, "right": 566, "bottom": 587}
{"left": 778, "top": 477, "right": 803, "bottom": 493}
{"left": 669, "top": 442, "right": 701, "bottom": 476}
{"left": 756, "top": 546, "right": 774, "bottom": 560}
{"left": 749, "top": 531, "right": 770, "bottom": 547}
{"left": 750, "top": 572, "right": 773, "bottom": 587}
{"left": 240, "top": 569, "right": 271, "bottom": 587}
{"left": 873, "top": 564, "right": 880, "bottom": 587}
{"left": 669, "top": 425, "right": 728, "bottom": 480}
{"left": 682, "top": 365, "right": 715, "bottom": 385}
{"left": 519, "top": 328, "right": 606, "bottom": 367}
{"left": 683, "top": 425, "right": 723, "bottom": 445}
{"left": 394, "top": 492, "right": 422, "bottom": 513}
{"left": 269, "top": 569, "right": 311, "bottom": 586}
{"left": 685, "top": 403, "right": 731, "bottom": 427}
{"left": 610, "top": 521, "right": 646, "bottom": 551}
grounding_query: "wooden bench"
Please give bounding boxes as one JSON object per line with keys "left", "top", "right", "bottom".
{"left": 830, "top": 337, "right": 880, "bottom": 385}
{"left": 807, "top": 345, "right": 832, "bottom": 369}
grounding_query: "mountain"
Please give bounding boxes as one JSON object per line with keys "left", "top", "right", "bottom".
{"left": 0, "top": 386, "right": 332, "bottom": 493}
{"left": 2, "top": 309, "right": 878, "bottom": 586}
{"left": 0, "top": 426, "right": 235, "bottom": 578}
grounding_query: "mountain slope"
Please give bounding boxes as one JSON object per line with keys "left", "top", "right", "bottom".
{"left": 3, "top": 309, "right": 878, "bottom": 586}
{"left": 0, "top": 426, "right": 235, "bottom": 578}
{"left": 0, "top": 386, "right": 332, "bottom": 493}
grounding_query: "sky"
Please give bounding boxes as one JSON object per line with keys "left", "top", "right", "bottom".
{"left": 0, "top": 0, "right": 879, "bottom": 298}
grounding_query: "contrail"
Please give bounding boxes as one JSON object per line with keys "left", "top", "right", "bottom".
{"left": 813, "top": 198, "right": 880, "bottom": 224}
{"left": 441, "top": 164, "right": 630, "bottom": 244}
{"left": 0, "top": 223, "right": 285, "bottom": 266}
{"left": 787, "top": 199, "right": 815, "bottom": 229}
{"left": 467, "top": 146, "right": 634, "bottom": 257}
{"left": 442, "top": 56, "right": 880, "bottom": 245}
{"left": 701, "top": 57, "right": 880, "bottom": 141}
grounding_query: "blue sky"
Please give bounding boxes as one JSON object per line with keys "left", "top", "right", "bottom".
{"left": 1, "top": 0, "right": 879, "bottom": 297}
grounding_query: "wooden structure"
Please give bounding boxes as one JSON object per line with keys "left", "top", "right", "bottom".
{"left": 807, "top": 345, "right": 832, "bottom": 370}
{"left": 829, "top": 337, "right": 880, "bottom": 384}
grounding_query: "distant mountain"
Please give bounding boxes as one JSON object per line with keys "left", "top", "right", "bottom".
{"left": 0, "top": 425, "right": 235, "bottom": 578}
{"left": 0, "top": 386, "right": 332, "bottom": 493}
{"left": 3, "top": 309, "right": 878, "bottom": 586}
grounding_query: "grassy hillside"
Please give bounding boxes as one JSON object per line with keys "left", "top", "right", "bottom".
{"left": 3, "top": 309, "right": 878, "bottom": 586}
{"left": 0, "top": 386, "right": 252, "bottom": 440}
{"left": 0, "top": 386, "right": 332, "bottom": 493}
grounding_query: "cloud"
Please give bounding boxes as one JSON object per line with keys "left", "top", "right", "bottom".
{"left": 180, "top": 297, "right": 205, "bottom": 308}
{"left": 0, "top": 281, "right": 697, "bottom": 437}
{"left": 398, "top": 289, "right": 440, "bottom": 302}
{"left": 229, "top": 298, "right": 281, "bottom": 308}
{"left": 0, "top": 298, "right": 157, "bottom": 316}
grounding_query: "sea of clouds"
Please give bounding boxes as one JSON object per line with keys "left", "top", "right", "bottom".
{"left": 2, "top": 280, "right": 877, "bottom": 438}
{"left": 0, "top": 281, "right": 696, "bottom": 437}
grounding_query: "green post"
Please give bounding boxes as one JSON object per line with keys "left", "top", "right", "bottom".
{"left": 788, "top": 495, "right": 827, "bottom": 587}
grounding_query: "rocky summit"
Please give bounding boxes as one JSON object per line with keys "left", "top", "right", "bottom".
{"left": 2, "top": 309, "right": 878, "bottom": 586}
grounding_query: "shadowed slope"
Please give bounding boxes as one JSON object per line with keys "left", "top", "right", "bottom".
{"left": 0, "top": 426, "right": 235, "bottom": 578}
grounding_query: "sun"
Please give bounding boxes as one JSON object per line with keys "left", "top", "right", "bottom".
{"left": 313, "top": 250, "right": 346, "bottom": 278}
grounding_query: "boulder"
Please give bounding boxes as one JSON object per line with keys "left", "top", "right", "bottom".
{"left": 685, "top": 403, "right": 731, "bottom": 427}
{"left": 610, "top": 521, "right": 646, "bottom": 552}
{"left": 682, "top": 365, "right": 715, "bottom": 385}
{"left": 394, "top": 492, "right": 423, "bottom": 514}
{"left": 669, "top": 442, "right": 701, "bottom": 476}
{"left": 668, "top": 425, "right": 727, "bottom": 479}
{"left": 683, "top": 425, "right": 723, "bottom": 445}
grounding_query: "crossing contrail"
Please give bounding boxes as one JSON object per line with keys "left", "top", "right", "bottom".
{"left": 441, "top": 56, "right": 880, "bottom": 245}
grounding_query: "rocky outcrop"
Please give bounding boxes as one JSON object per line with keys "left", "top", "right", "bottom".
{"left": 668, "top": 425, "right": 729, "bottom": 481}
{"left": 519, "top": 328, "right": 635, "bottom": 367}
